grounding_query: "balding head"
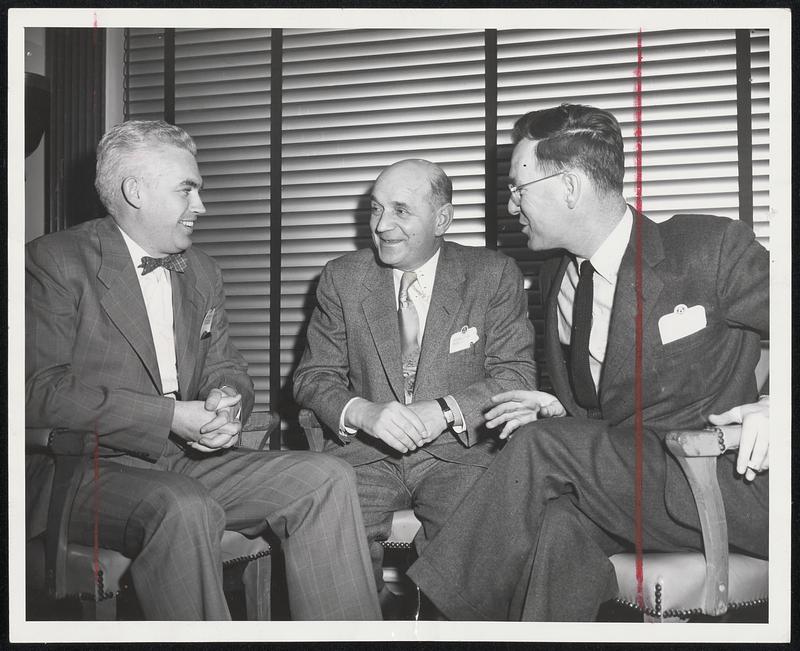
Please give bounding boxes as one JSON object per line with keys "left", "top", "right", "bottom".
{"left": 370, "top": 159, "right": 454, "bottom": 271}
{"left": 376, "top": 159, "right": 453, "bottom": 210}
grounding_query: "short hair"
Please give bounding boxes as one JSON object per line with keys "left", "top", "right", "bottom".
{"left": 511, "top": 104, "right": 625, "bottom": 195}
{"left": 95, "top": 120, "right": 197, "bottom": 211}
{"left": 426, "top": 161, "right": 453, "bottom": 209}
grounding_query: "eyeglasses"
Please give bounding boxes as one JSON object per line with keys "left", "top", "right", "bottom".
{"left": 508, "top": 171, "right": 566, "bottom": 204}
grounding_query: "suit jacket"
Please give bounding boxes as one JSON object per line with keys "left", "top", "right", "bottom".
{"left": 293, "top": 241, "right": 538, "bottom": 467}
{"left": 540, "top": 210, "right": 768, "bottom": 527}
{"left": 26, "top": 216, "right": 254, "bottom": 538}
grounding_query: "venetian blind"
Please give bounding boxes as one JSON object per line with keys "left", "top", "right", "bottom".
{"left": 750, "top": 29, "right": 770, "bottom": 249}
{"left": 126, "top": 28, "right": 272, "bottom": 409}
{"left": 279, "top": 28, "right": 487, "bottom": 396}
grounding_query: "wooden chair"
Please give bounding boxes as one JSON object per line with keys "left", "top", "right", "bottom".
{"left": 610, "top": 343, "right": 769, "bottom": 622}
{"left": 610, "top": 423, "right": 768, "bottom": 621}
{"left": 26, "top": 411, "right": 279, "bottom": 620}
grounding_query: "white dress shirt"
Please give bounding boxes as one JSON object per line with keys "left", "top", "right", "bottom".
{"left": 557, "top": 206, "right": 633, "bottom": 390}
{"left": 340, "top": 246, "right": 465, "bottom": 436}
{"left": 118, "top": 226, "right": 180, "bottom": 396}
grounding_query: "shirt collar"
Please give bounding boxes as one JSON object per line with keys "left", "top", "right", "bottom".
{"left": 392, "top": 246, "right": 441, "bottom": 297}
{"left": 579, "top": 205, "right": 633, "bottom": 283}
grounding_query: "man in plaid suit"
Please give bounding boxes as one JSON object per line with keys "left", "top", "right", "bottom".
{"left": 25, "top": 120, "right": 380, "bottom": 620}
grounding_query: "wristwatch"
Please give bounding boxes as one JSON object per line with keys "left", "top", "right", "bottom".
{"left": 436, "top": 397, "right": 456, "bottom": 430}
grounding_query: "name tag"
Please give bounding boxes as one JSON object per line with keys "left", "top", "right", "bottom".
{"left": 201, "top": 308, "right": 215, "bottom": 339}
{"left": 658, "top": 304, "right": 706, "bottom": 345}
{"left": 450, "top": 325, "right": 479, "bottom": 353}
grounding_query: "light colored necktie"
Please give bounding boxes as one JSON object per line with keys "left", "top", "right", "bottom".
{"left": 398, "top": 271, "right": 420, "bottom": 404}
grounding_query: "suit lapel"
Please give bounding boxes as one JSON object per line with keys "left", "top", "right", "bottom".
{"left": 414, "top": 243, "right": 464, "bottom": 397}
{"left": 96, "top": 218, "right": 163, "bottom": 394}
{"left": 172, "top": 260, "right": 204, "bottom": 397}
{"left": 361, "top": 259, "right": 405, "bottom": 401}
{"left": 543, "top": 255, "right": 585, "bottom": 416}
{"left": 600, "top": 210, "right": 665, "bottom": 397}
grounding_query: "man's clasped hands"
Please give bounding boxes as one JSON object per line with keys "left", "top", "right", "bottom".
{"left": 170, "top": 387, "right": 243, "bottom": 452}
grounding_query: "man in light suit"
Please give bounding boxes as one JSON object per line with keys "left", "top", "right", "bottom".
{"left": 293, "top": 159, "right": 537, "bottom": 611}
{"left": 408, "top": 104, "right": 769, "bottom": 620}
{"left": 26, "top": 120, "right": 380, "bottom": 620}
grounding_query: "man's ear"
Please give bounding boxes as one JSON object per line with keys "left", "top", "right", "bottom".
{"left": 121, "top": 176, "right": 143, "bottom": 209}
{"left": 434, "top": 203, "right": 454, "bottom": 236}
{"left": 563, "top": 171, "right": 581, "bottom": 209}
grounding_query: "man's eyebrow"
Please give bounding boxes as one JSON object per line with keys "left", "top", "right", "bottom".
{"left": 391, "top": 201, "right": 410, "bottom": 211}
{"left": 180, "top": 179, "right": 203, "bottom": 190}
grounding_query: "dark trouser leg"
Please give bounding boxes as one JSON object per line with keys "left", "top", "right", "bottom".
{"left": 407, "top": 453, "right": 486, "bottom": 556}
{"left": 69, "top": 459, "right": 229, "bottom": 620}
{"left": 512, "top": 496, "right": 624, "bottom": 621}
{"left": 168, "top": 448, "right": 381, "bottom": 621}
{"left": 408, "top": 417, "right": 768, "bottom": 621}
{"left": 350, "top": 458, "right": 411, "bottom": 591}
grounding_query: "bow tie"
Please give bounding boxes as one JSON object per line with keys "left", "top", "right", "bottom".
{"left": 139, "top": 253, "right": 188, "bottom": 275}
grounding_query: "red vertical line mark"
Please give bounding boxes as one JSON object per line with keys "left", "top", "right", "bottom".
{"left": 633, "top": 27, "right": 646, "bottom": 611}
{"left": 93, "top": 422, "right": 100, "bottom": 588}
{"left": 92, "top": 13, "right": 99, "bottom": 48}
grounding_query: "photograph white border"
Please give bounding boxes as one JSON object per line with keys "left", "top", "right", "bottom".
{"left": 8, "top": 7, "right": 791, "bottom": 644}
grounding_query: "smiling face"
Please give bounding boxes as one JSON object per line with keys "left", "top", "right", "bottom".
{"left": 508, "top": 138, "right": 572, "bottom": 252}
{"left": 370, "top": 162, "right": 450, "bottom": 271}
{"left": 128, "top": 145, "right": 206, "bottom": 256}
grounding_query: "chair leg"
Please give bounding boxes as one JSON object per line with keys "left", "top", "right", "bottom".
{"left": 242, "top": 555, "right": 271, "bottom": 620}
{"left": 80, "top": 597, "right": 117, "bottom": 620}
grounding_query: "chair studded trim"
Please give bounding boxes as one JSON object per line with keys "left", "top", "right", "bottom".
{"left": 614, "top": 579, "right": 768, "bottom": 620}
{"left": 380, "top": 541, "right": 414, "bottom": 551}
{"left": 70, "top": 569, "right": 122, "bottom": 603}
{"left": 221, "top": 546, "right": 272, "bottom": 569}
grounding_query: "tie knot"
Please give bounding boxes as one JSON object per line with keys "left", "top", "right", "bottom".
{"left": 140, "top": 253, "right": 188, "bottom": 275}
{"left": 579, "top": 260, "right": 594, "bottom": 279}
{"left": 399, "top": 271, "right": 417, "bottom": 304}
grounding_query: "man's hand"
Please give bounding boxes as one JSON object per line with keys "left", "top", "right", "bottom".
{"left": 171, "top": 400, "right": 227, "bottom": 444}
{"left": 347, "top": 398, "right": 428, "bottom": 454}
{"left": 406, "top": 400, "right": 448, "bottom": 445}
{"left": 485, "top": 390, "right": 567, "bottom": 439}
{"left": 171, "top": 392, "right": 242, "bottom": 454}
{"left": 201, "top": 387, "right": 242, "bottom": 434}
{"left": 709, "top": 395, "right": 769, "bottom": 482}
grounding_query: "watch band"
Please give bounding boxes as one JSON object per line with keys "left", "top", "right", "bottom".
{"left": 436, "top": 397, "right": 456, "bottom": 428}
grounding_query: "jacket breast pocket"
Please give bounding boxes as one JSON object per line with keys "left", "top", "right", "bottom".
{"left": 653, "top": 321, "right": 723, "bottom": 360}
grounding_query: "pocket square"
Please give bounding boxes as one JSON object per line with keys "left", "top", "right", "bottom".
{"left": 658, "top": 304, "right": 706, "bottom": 345}
{"left": 449, "top": 325, "right": 479, "bottom": 353}
{"left": 200, "top": 308, "right": 215, "bottom": 339}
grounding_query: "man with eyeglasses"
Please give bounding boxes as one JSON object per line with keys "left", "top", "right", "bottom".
{"left": 408, "top": 103, "right": 769, "bottom": 620}
{"left": 294, "top": 158, "right": 537, "bottom": 617}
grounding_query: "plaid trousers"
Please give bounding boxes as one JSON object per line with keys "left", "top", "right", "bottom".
{"left": 69, "top": 443, "right": 381, "bottom": 620}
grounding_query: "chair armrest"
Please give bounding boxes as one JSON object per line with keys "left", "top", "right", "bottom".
{"left": 666, "top": 424, "right": 741, "bottom": 457}
{"left": 299, "top": 408, "right": 326, "bottom": 452}
{"left": 664, "top": 424, "right": 742, "bottom": 616}
{"left": 240, "top": 412, "right": 280, "bottom": 450}
{"left": 26, "top": 427, "right": 55, "bottom": 451}
{"left": 26, "top": 427, "right": 94, "bottom": 455}
{"left": 26, "top": 427, "right": 94, "bottom": 599}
